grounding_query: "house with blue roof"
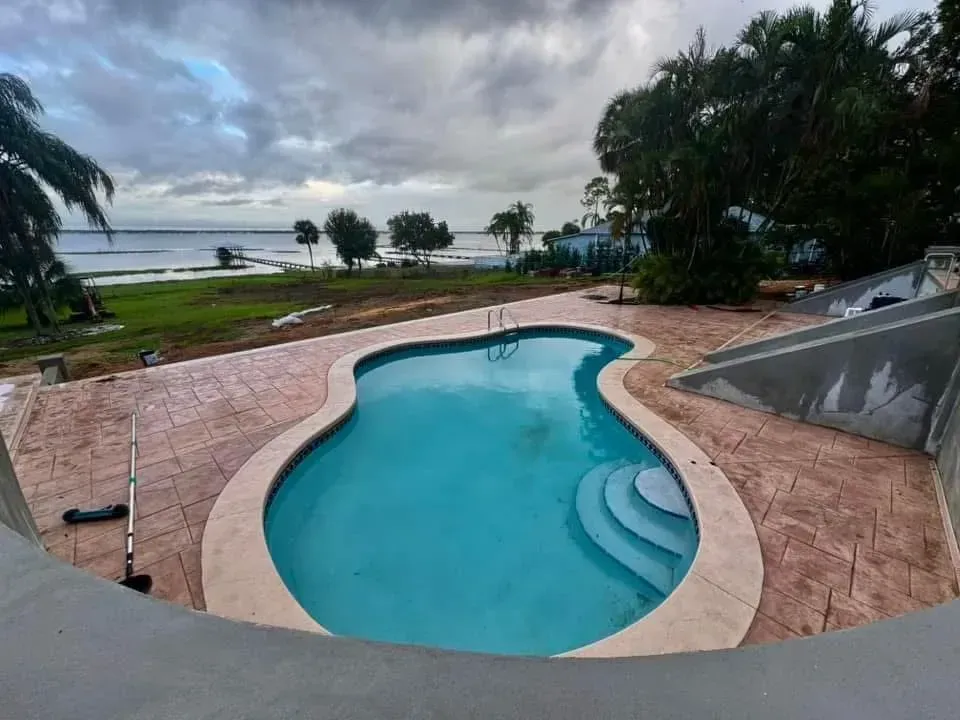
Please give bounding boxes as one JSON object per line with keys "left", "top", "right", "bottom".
{"left": 542, "top": 220, "right": 648, "bottom": 255}
{"left": 544, "top": 206, "right": 823, "bottom": 267}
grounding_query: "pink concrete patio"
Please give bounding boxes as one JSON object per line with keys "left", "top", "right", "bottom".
{"left": 9, "top": 287, "right": 959, "bottom": 644}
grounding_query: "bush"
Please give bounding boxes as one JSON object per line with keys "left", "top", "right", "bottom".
{"left": 633, "top": 239, "right": 779, "bottom": 305}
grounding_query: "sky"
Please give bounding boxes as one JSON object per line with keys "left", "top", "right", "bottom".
{"left": 0, "top": 0, "right": 934, "bottom": 230}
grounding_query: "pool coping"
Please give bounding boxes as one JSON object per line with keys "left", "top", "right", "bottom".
{"left": 202, "top": 321, "right": 763, "bottom": 657}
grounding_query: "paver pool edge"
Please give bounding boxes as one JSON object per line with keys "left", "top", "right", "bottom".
{"left": 202, "top": 321, "right": 763, "bottom": 657}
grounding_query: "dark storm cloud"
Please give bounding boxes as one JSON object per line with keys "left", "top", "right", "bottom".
{"left": 331, "top": 131, "right": 443, "bottom": 186}
{"left": 1, "top": 0, "right": 657, "bottom": 209}
{"left": 163, "top": 178, "right": 253, "bottom": 197}
{"left": 228, "top": 101, "right": 279, "bottom": 154}
{"left": 200, "top": 197, "right": 257, "bottom": 206}
{"left": 14, "top": 0, "right": 874, "bottom": 227}
{"left": 96, "top": 0, "right": 620, "bottom": 33}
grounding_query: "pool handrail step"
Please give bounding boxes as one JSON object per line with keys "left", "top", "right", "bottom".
{"left": 487, "top": 306, "right": 520, "bottom": 333}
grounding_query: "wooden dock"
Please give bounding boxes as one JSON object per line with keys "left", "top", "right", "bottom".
{"left": 224, "top": 250, "right": 315, "bottom": 271}
{"left": 225, "top": 246, "right": 501, "bottom": 270}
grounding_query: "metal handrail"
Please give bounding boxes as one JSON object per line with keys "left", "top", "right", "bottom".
{"left": 487, "top": 308, "right": 496, "bottom": 331}
{"left": 498, "top": 306, "right": 519, "bottom": 331}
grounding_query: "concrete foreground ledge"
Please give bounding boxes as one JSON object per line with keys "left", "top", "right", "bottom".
{"left": 3, "top": 524, "right": 960, "bottom": 719}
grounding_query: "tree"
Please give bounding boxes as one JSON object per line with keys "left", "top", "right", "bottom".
{"left": 323, "top": 208, "right": 378, "bottom": 275}
{"left": 605, "top": 180, "right": 643, "bottom": 302}
{"left": 484, "top": 201, "right": 535, "bottom": 254}
{"left": 592, "top": 0, "right": 940, "bottom": 303}
{"left": 386, "top": 211, "right": 455, "bottom": 268}
{"left": 561, "top": 221, "right": 581, "bottom": 236}
{"left": 0, "top": 73, "right": 114, "bottom": 334}
{"left": 541, "top": 230, "right": 563, "bottom": 243}
{"left": 293, "top": 219, "right": 320, "bottom": 270}
{"left": 484, "top": 211, "right": 510, "bottom": 255}
{"left": 580, "top": 176, "right": 610, "bottom": 228}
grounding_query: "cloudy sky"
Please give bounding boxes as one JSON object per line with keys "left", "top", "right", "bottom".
{"left": 0, "top": 0, "right": 932, "bottom": 229}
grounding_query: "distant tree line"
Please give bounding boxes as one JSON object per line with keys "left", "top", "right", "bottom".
{"left": 293, "top": 209, "right": 454, "bottom": 274}
{"left": 508, "top": 239, "right": 641, "bottom": 276}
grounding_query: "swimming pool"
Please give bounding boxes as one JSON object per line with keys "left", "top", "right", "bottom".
{"left": 265, "top": 329, "right": 698, "bottom": 656}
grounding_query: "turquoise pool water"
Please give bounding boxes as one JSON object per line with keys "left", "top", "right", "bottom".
{"left": 265, "top": 329, "right": 698, "bottom": 656}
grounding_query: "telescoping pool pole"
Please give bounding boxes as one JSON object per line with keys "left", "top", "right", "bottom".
{"left": 118, "top": 413, "right": 152, "bottom": 594}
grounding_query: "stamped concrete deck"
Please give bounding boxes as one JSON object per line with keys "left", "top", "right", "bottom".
{"left": 8, "top": 287, "right": 959, "bottom": 645}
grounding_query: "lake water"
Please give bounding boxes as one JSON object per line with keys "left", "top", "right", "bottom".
{"left": 56, "top": 230, "right": 541, "bottom": 285}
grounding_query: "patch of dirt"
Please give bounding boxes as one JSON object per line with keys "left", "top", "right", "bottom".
{"left": 53, "top": 280, "right": 603, "bottom": 379}
{"left": 338, "top": 296, "right": 460, "bottom": 322}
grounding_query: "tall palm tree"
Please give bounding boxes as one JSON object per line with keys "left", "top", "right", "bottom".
{"left": 484, "top": 211, "right": 510, "bottom": 255}
{"left": 605, "top": 180, "right": 645, "bottom": 302}
{"left": 509, "top": 200, "right": 535, "bottom": 252}
{"left": 485, "top": 201, "right": 535, "bottom": 255}
{"left": 593, "top": 0, "right": 928, "bottom": 291}
{"left": 293, "top": 218, "right": 320, "bottom": 270}
{"left": 580, "top": 176, "right": 610, "bottom": 228}
{"left": 0, "top": 73, "right": 114, "bottom": 334}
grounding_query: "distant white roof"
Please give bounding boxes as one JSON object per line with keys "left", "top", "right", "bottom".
{"left": 545, "top": 220, "right": 643, "bottom": 243}
{"left": 545, "top": 206, "right": 773, "bottom": 244}
{"left": 726, "top": 207, "right": 771, "bottom": 233}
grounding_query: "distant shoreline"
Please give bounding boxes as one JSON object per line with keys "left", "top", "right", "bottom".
{"left": 74, "top": 265, "right": 251, "bottom": 279}
{"left": 61, "top": 228, "right": 506, "bottom": 235}
{"left": 60, "top": 248, "right": 301, "bottom": 255}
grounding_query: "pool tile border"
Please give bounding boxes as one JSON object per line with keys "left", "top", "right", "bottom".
{"left": 202, "top": 322, "right": 762, "bottom": 656}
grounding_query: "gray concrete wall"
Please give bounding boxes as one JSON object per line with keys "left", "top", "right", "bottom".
{"left": 669, "top": 307, "right": 960, "bottom": 450}
{"left": 2, "top": 522, "right": 960, "bottom": 720}
{"left": 0, "top": 434, "right": 38, "bottom": 545}
{"left": 933, "top": 358, "right": 960, "bottom": 543}
{"left": 709, "top": 291, "right": 959, "bottom": 364}
{"left": 919, "top": 270, "right": 945, "bottom": 296}
{"left": 788, "top": 260, "right": 926, "bottom": 317}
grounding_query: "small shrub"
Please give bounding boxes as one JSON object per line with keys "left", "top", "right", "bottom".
{"left": 633, "top": 239, "right": 778, "bottom": 305}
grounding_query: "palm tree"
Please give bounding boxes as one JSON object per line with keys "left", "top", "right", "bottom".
{"left": 0, "top": 73, "right": 114, "bottom": 334}
{"left": 484, "top": 211, "right": 510, "bottom": 255}
{"left": 485, "top": 201, "right": 535, "bottom": 255}
{"left": 293, "top": 219, "right": 319, "bottom": 270}
{"left": 593, "top": 0, "right": 929, "bottom": 294}
{"left": 580, "top": 176, "right": 610, "bottom": 228}
{"left": 605, "top": 181, "right": 645, "bottom": 302}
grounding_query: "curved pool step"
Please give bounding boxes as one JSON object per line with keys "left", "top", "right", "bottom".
{"left": 603, "top": 465, "right": 688, "bottom": 558}
{"left": 575, "top": 462, "right": 673, "bottom": 597}
{"left": 634, "top": 467, "right": 692, "bottom": 519}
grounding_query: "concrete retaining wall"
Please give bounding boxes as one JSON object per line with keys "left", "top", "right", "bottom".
{"left": 709, "top": 291, "right": 959, "bottom": 364}
{"left": 668, "top": 307, "right": 960, "bottom": 450}
{"left": 933, "top": 358, "right": 960, "bottom": 543}
{"left": 788, "top": 260, "right": 927, "bottom": 317}
{"left": 2, "top": 522, "right": 960, "bottom": 719}
{"left": 0, "top": 434, "right": 39, "bottom": 544}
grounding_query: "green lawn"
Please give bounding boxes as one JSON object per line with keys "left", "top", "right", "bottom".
{"left": 0, "top": 269, "right": 603, "bottom": 377}
{"left": 0, "top": 274, "right": 300, "bottom": 368}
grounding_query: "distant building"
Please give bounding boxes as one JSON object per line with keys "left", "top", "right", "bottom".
{"left": 542, "top": 220, "right": 648, "bottom": 255}
{"left": 546, "top": 208, "right": 823, "bottom": 266}
{"left": 726, "top": 206, "right": 824, "bottom": 266}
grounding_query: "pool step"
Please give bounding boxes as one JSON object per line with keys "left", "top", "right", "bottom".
{"left": 575, "top": 462, "right": 677, "bottom": 597}
{"left": 634, "top": 467, "right": 691, "bottom": 519}
{"left": 603, "top": 466, "right": 688, "bottom": 558}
